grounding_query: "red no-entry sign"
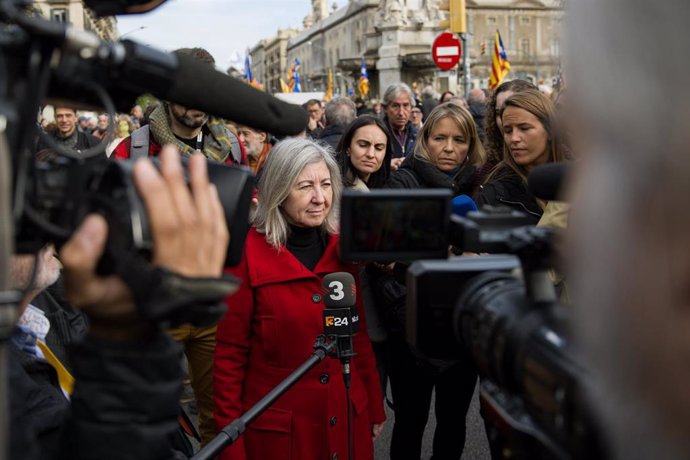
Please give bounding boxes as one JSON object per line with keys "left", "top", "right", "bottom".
{"left": 432, "top": 32, "right": 462, "bottom": 71}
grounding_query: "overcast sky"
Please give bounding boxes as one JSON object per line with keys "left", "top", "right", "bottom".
{"left": 116, "top": 0, "right": 317, "bottom": 71}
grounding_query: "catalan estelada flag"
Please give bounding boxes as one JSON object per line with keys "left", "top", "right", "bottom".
{"left": 288, "top": 58, "right": 301, "bottom": 92}
{"left": 358, "top": 58, "right": 369, "bottom": 98}
{"left": 244, "top": 50, "right": 253, "bottom": 83}
{"left": 292, "top": 58, "right": 301, "bottom": 93}
{"left": 489, "top": 30, "right": 511, "bottom": 89}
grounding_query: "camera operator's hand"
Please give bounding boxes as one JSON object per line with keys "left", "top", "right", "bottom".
{"left": 60, "top": 146, "right": 229, "bottom": 340}
{"left": 140, "top": 146, "right": 228, "bottom": 277}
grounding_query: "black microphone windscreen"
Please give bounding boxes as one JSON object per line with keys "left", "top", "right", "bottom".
{"left": 166, "top": 54, "right": 309, "bottom": 136}
{"left": 528, "top": 162, "right": 569, "bottom": 201}
{"left": 322, "top": 272, "right": 356, "bottom": 308}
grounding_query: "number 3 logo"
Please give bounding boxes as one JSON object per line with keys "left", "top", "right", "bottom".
{"left": 329, "top": 281, "right": 345, "bottom": 301}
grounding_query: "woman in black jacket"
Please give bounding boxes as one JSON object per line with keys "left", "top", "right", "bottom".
{"left": 478, "top": 88, "right": 568, "bottom": 224}
{"left": 383, "top": 102, "right": 486, "bottom": 460}
{"left": 386, "top": 102, "right": 485, "bottom": 196}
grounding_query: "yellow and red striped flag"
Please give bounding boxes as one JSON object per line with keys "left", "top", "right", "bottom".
{"left": 489, "top": 30, "right": 511, "bottom": 89}
{"left": 325, "top": 67, "right": 333, "bottom": 101}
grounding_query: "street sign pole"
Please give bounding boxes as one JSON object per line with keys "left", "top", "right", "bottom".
{"left": 461, "top": 33, "right": 470, "bottom": 98}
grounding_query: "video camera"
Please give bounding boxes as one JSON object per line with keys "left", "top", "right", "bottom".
{"left": 0, "top": 0, "right": 307, "bottom": 326}
{"left": 340, "top": 187, "right": 606, "bottom": 460}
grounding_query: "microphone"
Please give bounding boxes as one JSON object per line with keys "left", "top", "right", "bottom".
{"left": 49, "top": 35, "right": 309, "bottom": 136}
{"left": 322, "top": 272, "right": 359, "bottom": 387}
{"left": 164, "top": 52, "right": 308, "bottom": 136}
{"left": 451, "top": 194, "right": 479, "bottom": 217}
{"left": 528, "top": 162, "right": 569, "bottom": 201}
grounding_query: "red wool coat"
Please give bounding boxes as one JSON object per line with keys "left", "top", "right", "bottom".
{"left": 214, "top": 228, "right": 386, "bottom": 460}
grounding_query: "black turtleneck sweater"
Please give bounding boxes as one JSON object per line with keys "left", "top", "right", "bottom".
{"left": 286, "top": 224, "right": 328, "bottom": 271}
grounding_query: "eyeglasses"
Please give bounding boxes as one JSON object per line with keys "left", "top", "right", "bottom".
{"left": 411, "top": 109, "right": 422, "bottom": 115}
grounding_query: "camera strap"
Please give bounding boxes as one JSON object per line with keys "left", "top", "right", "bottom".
{"left": 116, "top": 252, "right": 240, "bottom": 327}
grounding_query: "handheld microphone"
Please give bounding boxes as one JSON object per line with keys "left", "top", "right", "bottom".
{"left": 451, "top": 194, "right": 479, "bottom": 217}
{"left": 322, "top": 272, "right": 359, "bottom": 372}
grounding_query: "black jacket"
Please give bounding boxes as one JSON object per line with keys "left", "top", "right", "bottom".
{"left": 469, "top": 103, "right": 487, "bottom": 144}
{"left": 318, "top": 123, "right": 346, "bottom": 152}
{"left": 384, "top": 116, "right": 418, "bottom": 159}
{"left": 477, "top": 168, "right": 543, "bottom": 225}
{"left": 385, "top": 154, "right": 477, "bottom": 196}
{"left": 9, "top": 342, "right": 69, "bottom": 460}
{"left": 10, "top": 330, "right": 184, "bottom": 460}
{"left": 32, "top": 281, "right": 88, "bottom": 373}
{"left": 35, "top": 130, "right": 101, "bottom": 155}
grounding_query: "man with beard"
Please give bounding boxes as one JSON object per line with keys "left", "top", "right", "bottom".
{"left": 112, "top": 47, "right": 247, "bottom": 167}
{"left": 113, "top": 47, "right": 246, "bottom": 447}
{"left": 92, "top": 113, "right": 110, "bottom": 140}
{"left": 35, "top": 106, "right": 101, "bottom": 155}
{"left": 236, "top": 124, "right": 271, "bottom": 174}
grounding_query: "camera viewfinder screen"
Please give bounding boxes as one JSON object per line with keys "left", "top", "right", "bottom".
{"left": 340, "top": 189, "right": 451, "bottom": 262}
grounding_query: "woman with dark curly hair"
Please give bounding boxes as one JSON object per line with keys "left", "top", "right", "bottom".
{"left": 475, "top": 79, "right": 537, "bottom": 189}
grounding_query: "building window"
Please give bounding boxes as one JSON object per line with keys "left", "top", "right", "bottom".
{"left": 51, "top": 8, "right": 68, "bottom": 22}
{"left": 487, "top": 16, "right": 497, "bottom": 25}
{"left": 520, "top": 16, "right": 530, "bottom": 25}
{"left": 521, "top": 38, "right": 530, "bottom": 57}
{"left": 550, "top": 40, "right": 560, "bottom": 57}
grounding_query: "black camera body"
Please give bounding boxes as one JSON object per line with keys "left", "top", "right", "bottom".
{"left": 405, "top": 255, "right": 520, "bottom": 360}
{"left": 339, "top": 190, "right": 606, "bottom": 460}
{"left": 1, "top": 1, "right": 257, "bottom": 327}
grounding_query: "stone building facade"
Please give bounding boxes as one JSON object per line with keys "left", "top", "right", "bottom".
{"left": 261, "top": 29, "right": 300, "bottom": 94}
{"left": 468, "top": 0, "right": 564, "bottom": 87}
{"left": 33, "top": 0, "right": 118, "bottom": 41}
{"left": 251, "top": 0, "right": 564, "bottom": 98}
{"left": 287, "top": 0, "right": 380, "bottom": 96}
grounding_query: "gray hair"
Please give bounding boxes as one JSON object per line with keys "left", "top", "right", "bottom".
{"left": 382, "top": 83, "right": 416, "bottom": 107}
{"left": 568, "top": 1, "right": 690, "bottom": 458}
{"left": 467, "top": 88, "right": 486, "bottom": 105}
{"left": 421, "top": 85, "right": 436, "bottom": 98}
{"left": 324, "top": 97, "right": 356, "bottom": 128}
{"left": 253, "top": 137, "right": 342, "bottom": 249}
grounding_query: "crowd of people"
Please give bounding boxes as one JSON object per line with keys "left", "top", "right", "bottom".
{"left": 15, "top": 41, "right": 571, "bottom": 460}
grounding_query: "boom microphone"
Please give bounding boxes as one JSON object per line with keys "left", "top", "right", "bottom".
{"left": 166, "top": 52, "right": 308, "bottom": 136}
{"left": 47, "top": 34, "right": 309, "bottom": 136}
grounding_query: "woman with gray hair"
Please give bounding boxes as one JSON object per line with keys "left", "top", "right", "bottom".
{"left": 214, "top": 138, "right": 386, "bottom": 460}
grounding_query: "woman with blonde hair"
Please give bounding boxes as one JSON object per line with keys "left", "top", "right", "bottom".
{"left": 386, "top": 102, "right": 485, "bottom": 195}
{"left": 479, "top": 88, "right": 568, "bottom": 224}
{"left": 382, "top": 102, "right": 485, "bottom": 460}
